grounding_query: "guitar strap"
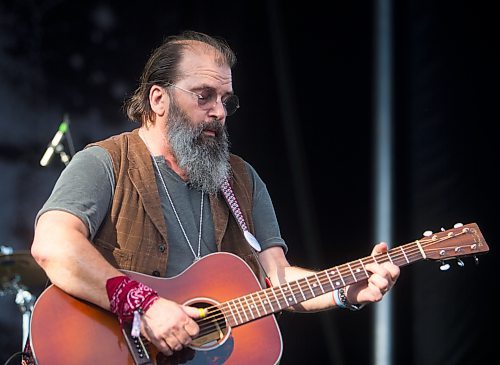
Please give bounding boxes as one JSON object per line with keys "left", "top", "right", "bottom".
{"left": 220, "top": 178, "right": 272, "bottom": 288}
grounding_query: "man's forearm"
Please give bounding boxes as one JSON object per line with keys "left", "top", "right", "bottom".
{"left": 31, "top": 211, "right": 122, "bottom": 310}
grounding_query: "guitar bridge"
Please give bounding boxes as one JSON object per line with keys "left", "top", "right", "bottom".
{"left": 122, "top": 323, "right": 153, "bottom": 365}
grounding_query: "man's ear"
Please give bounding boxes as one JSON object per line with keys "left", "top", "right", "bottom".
{"left": 149, "top": 85, "right": 167, "bottom": 116}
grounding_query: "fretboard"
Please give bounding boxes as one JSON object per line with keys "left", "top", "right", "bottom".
{"left": 218, "top": 240, "right": 426, "bottom": 328}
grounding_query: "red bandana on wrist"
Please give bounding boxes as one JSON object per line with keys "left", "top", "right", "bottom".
{"left": 106, "top": 275, "right": 160, "bottom": 325}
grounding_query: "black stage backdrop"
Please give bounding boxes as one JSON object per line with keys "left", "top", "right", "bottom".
{"left": 0, "top": 1, "right": 498, "bottom": 364}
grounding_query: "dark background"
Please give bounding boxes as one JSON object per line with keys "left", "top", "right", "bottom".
{"left": 0, "top": 1, "right": 498, "bottom": 364}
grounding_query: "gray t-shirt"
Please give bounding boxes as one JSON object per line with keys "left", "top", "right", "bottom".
{"left": 37, "top": 146, "right": 287, "bottom": 277}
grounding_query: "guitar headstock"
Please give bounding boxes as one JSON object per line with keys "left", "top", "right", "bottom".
{"left": 419, "top": 222, "right": 489, "bottom": 261}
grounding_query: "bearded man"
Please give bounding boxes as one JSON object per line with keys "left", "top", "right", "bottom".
{"left": 30, "top": 30, "right": 399, "bottom": 363}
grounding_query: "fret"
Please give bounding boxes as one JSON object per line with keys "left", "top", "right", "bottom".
{"left": 243, "top": 296, "right": 255, "bottom": 320}
{"left": 238, "top": 298, "right": 249, "bottom": 322}
{"left": 415, "top": 240, "right": 427, "bottom": 259}
{"left": 399, "top": 246, "right": 410, "bottom": 264}
{"left": 372, "top": 254, "right": 379, "bottom": 264}
{"left": 232, "top": 300, "right": 244, "bottom": 324}
{"left": 353, "top": 263, "right": 365, "bottom": 281}
{"left": 296, "top": 279, "right": 307, "bottom": 300}
{"left": 326, "top": 270, "right": 335, "bottom": 291}
{"left": 386, "top": 252, "right": 393, "bottom": 264}
{"left": 304, "top": 276, "right": 316, "bottom": 297}
{"left": 226, "top": 301, "right": 239, "bottom": 325}
{"left": 310, "top": 277, "right": 319, "bottom": 292}
{"left": 314, "top": 273, "right": 325, "bottom": 294}
{"left": 286, "top": 282, "right": 298, "bottom": 304}
{"left": 335, "top": 267, "right": 346, "bottom": 286}
{"left": 359, "top": 259, "right": 369, "bottom": 277}
{"left": 328, "top": 270, "right": 341, "bottom": 289}
{"left": 263, "top": 290, "right": 275, "bottom": 312}
{"left": 250, "top": 293, "right": 261, "bottom": 317}
{"left": 408, "top": 246, "right": 424, "bottom": 262}
{"left": 270, "top": 288, "right": 282, "bottom": 310}
{"left": 278, "top": 285, "right": 290, "bottom": 306}
{"left": 256, "top": 292, "right": 268, "bottom": 315}
{"left": 316, "top": 272, "right": 329, "bottom": 292}
{"left": 347, "top": 263, "right": 357, "bottom": 282}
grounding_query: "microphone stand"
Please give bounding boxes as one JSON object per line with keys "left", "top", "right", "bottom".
{"left": 57, "top": 118, "right": 75, "bottom": 166}
{"left": 55, "top": 143, "right": 70, "bottom": 166}
{"left": 40, "top": 114, "right": 75, "bottom": 167}
{"left": 13, "top": 279, "right": 36, "bottom": 351}
{"left": 65, "top": 121, "right": 76, "bottom": 158}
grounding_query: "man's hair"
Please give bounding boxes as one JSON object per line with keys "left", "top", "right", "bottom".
{"left": 124, "top": 30, "right": 237, "bottom": 125}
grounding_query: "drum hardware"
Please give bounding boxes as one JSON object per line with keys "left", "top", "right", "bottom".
{"left": 1, "top": 245, "right": 48, "bottom": 351}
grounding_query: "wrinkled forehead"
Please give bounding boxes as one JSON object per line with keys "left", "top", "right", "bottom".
{"left": 176, "top": 41, "right": 232, "bottom": 84}
{"left": 181, "top": 40, "right": 228, "bottom": 66}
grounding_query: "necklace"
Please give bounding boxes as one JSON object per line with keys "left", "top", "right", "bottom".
{"left": 143, "top": 137, "right": 204, "bottom": 261}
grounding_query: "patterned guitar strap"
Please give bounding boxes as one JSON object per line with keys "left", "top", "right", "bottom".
{"left": 220, "top": 178, "right": 272, "bottom": 289}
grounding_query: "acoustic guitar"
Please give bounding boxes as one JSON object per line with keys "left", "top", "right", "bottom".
{"left": 29, "top": 222, "right": 489, "bottom": 365}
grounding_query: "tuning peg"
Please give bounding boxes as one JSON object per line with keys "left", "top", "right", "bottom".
{"left": 474, "top": 256, "right": 479, "bottom": 265}
{"left": 439, "top": 261, "right": 450, "bottom": 271}
{"left": 454, "top": 223, "right": 463, "bottom": 228}
{"left": 440, "top": 227, "right": 445, "bottom": 232}
{"left": 423, "top": 230, "right": 433, "bottom": 237}
{"left": 457, "top": 258, "right": 465, "bottom": 267}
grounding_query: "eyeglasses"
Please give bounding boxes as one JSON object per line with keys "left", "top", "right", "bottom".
{"left": 166, "top": 83, "right": 240, "bottom": 116}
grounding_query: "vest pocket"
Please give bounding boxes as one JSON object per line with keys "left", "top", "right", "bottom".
{"left": 93, "top": 239, "right": 134, "bottom": 270}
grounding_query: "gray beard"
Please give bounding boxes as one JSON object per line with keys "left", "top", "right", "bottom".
{"left": 167, "top": 99, "right": 231, "bottom": 194}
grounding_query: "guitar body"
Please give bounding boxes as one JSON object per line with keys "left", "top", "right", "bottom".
{"left": 29, "top": 252, "right": 283, "bottom": 365}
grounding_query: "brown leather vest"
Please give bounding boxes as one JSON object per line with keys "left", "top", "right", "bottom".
{"left": 88, "top": 129, "right": 265, "bottom": 286}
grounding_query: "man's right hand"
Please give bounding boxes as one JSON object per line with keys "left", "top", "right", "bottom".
{"left": 140, "top": 297, "right": 202, "bottom": 356}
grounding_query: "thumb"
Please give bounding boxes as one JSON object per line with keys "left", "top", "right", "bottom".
{"left": 182, "top": 305, "right": 206, "bottom": 319}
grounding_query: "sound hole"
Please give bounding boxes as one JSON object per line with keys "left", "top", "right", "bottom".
{"left": 184, "top": 298, "right": 230, "bottom": 351}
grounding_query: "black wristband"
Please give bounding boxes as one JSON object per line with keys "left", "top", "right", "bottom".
{"left": 338, "top": 287, "right": 365, "bottom": 311}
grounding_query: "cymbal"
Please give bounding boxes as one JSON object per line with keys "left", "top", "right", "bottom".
{"left": 0, "top": 250, "right": 48, "bottom": 290}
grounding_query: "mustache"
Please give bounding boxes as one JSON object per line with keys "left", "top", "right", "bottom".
{"left": 196, "top": 120, "right": 225, "bottom": 136}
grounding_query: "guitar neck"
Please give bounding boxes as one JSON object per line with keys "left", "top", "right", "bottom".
{"left": 216, "top": 243, "right": 422, "bottom": 328}
{"left": 215, "top": 223, "right": 487, "bottom": 328}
